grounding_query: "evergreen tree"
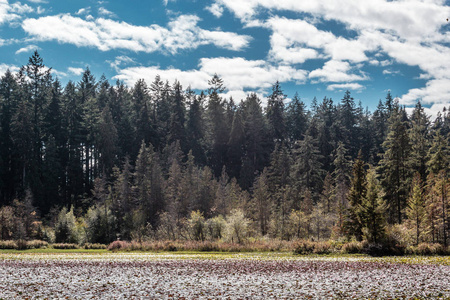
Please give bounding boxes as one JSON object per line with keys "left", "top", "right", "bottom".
{"left": 285, "top": 93, "right": 308, "bottom": 144}
{"left": 186, "top": 92, "right": 206, "bottom": 165}
{"left": 408, "top": 101, "right": 430, "bottom": 180}
{"left": 0, "top": 70, "right": 19, "bottom": 204}
{"left": 266, "top": 81, "right": 286, "bottom": 143}
{"left": 206, "top": 75, "right": 228, "bottom": 177}
{"left": 360, "top": 167, "right": 386, "bottom": 244}
{"left": 379, "top": 103, "right": 411, "bottom": 224}
{"left": 97, "top": 106, "right": 118, "bottom": 176}
{"left": 168, "top": 81, "right": 187, "bottom": 152}
{"left": 227, "top": 107, "right": 245, "bottom": 180}
{"left": 345, "top": 151, "right": 366, "bottom": 241}
{"left": 427, "top": 129, "right": 449, "bottom": 175}
{"left": 291, "top": 133, "right": 324, "bottom": 200}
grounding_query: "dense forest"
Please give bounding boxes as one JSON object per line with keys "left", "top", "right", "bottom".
{"left": 0, "top": 51, "right": 449, "bottom": 248}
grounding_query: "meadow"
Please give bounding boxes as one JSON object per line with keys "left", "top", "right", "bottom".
{"left": 0, "top": 251, "right": 449, "bottom": 299}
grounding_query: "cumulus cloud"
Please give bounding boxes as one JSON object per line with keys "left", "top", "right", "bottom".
{"left": 0, "top": 63, "right": 20, "bottom": 76}
{"left": 0, "top": 0, "right": 34, "bottom": 24}
{"left": 108, "top": 55, "right": 135, "bottom": 71}
{"left": 267, "top": 17, "right": 378, "bottom": 65}
{"left": 206, "top": 3, "right": 224, "bottom": 18}
{"left": 114, "top": 57, "right": 307, "bottom": 100}
{"left": 15, "top": 44, "right": 40, "bottom": 54}
{"left": 309, "top": 60, "right": 368, "bottom": 83}
{"left": 76, "top": 7, "right": 90, "bottom": 15}
{"left": 214, "top": 0, "right": 449, "bottom": 40}
{"left": 22, "top": 14, "right": 251, "bottom": 54}
{"left": 67, "top": 67, "right": 84, "bottom": 76}
{"left": 27, "top": 0, "right": 47, "bottom": 3}
{"left": 215, "top": 0, "right": 450, "bottom": 111}
{"left": 98, "top": 7, "right": 115, "bottom": 18}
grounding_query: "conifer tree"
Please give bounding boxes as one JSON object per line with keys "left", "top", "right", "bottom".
{"left": 345, "top": 151, "right": 366, "bottom": 241}
{"left": 406, "top": 173, "right": 426, "bottom": 245}
{"left": 379, "top": 103, "right": 411, "bottom": 224}
{"left": 408, "top": 101, "right": 430, "bottom": 180}
{"left": 266, "top": 81, "right": 286, "bottom": 143}
{"left": 285, "top": 93, "right": 308, "bottom": 144}
{"left": 360, "top": 167, "right": 386, "bottom": 244}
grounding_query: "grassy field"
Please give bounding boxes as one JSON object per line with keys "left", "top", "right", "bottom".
{"left": 1, "top": 252, "right": 449, "bottom": 299}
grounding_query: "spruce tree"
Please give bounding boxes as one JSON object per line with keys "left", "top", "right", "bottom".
{"left": 360, "top": 167, "right": 386, "bottom": 244}
{"left": 378, "top": 103, "right": 411, "bottom": 224}
{"left": 345, "top": 151, "right": 366, "bottom": 241}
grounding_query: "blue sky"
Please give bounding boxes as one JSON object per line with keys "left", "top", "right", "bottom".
{"left": 1, "top": 0, "right": 449, "bottom": 115}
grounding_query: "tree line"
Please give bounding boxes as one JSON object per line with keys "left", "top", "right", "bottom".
{"left": 0, "top": 51, "right": 449, "bottom": 247}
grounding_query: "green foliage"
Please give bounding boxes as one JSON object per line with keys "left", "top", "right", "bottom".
{"left": 54, "top": 207, "right": 83, "bottom": 244}
{"left": 224, "top": 209, "right": 251, "bottom": 244}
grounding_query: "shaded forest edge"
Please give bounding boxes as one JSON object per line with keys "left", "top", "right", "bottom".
{"left": 0, "top": 51, "right": 449, "bottom": 256}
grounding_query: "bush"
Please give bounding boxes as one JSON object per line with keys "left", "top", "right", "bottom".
{"left": 293, "top": 240, "right": 332, "bottom": 255}
{"left": 52, "top": 243, "right": 79, "bottom": 249}
{"left": 26, "top": 240, "right": 48, "bottom": 249}
{"left": 313, "top": 241, "right": 332, "bottom": 254}
{"left": 293, "top": 240, "right": 316, "bottom": 254}
{"left": 83, "top": 243, "right": 107, "bottom": 249}
{"left": 108, "top": 240, "right": 130, "bottom": 251}
{"left": 341, "top": 241, "right": 366, "bottom": 254}
{"left": 0, "top": 240, "right": 17, "bottom": 249}
{"left": 415, "top": 243, "right": 446, "bottom": 255}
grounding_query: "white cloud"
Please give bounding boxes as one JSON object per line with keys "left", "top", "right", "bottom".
{"left": 108, "top": 55, "right": 135, "bottom": 71}
{"left": 382, "top": 69, "right": 400, "bottom": 76}
{"left": 215, "top": 0, "right": 449, "bottom": 40}
{"left": 22, "top": 14, "right": 251, "bottom": 54}
{"left": 10, "top": 2, "right": 33, "bottom": 14}
{"left": 27, "top": 0, "right": 47, "bottom": 3}
{"left": 67, "top": 67, "right": 84, "bottom": 76}
{"left": 309, "top": 60, "right": 368, "bottom": 83}
{"left": 215, "top": 0, "right": 450, "bottom": 110}
{"left": 114, "top": 57, "right": 307, "bottom": 100}
{"left": 50, "top": 68, "right": 67, "bottom": 78}
{"left": 206, "top": 3, "right": 224, "bottom": 18}
{"left": 76, "top": 7, "right": 90, "bottom": 15}
{"left": 15, "top": 44, "right": 40, "bottom": 54}
{"left": 0, "top": 0, "right": 34, "bottom": 24}
{"left": 267, "top": 17, "right": 378, "bottom": 65}
{"left": 327, "top": 83, "right": 364, "bottom": 91}
{"left": 98, "top": 7, "right": 115, "bottom": 17}
{"left": 0, "top": 63, "right": 20, "bottom": 76}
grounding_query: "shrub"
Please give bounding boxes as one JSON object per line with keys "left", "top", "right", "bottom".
{"left": 313, "top": 241, "right": 332, "bottom": 254}
{"left": 293, "top": 240, "right": 316, "bottom": 254}
{"left": 415, "top": 243, "right": 446, "bottom": 255}
{"left": 0, "top": 240, "right": 17, "bottom": 249}
{"left": 341, "top": 241, "right": 366, "bottom": 254}
{"left": 26, "top": 240, "right": 48, "bottom": 249}
{"left": 108, "top": 240, "right": 130, "bottom": 251}
{"left": 83, "top": 243, "right": 107, "bottom": 249}
{"left": 52, "top": 243, "right": 79, "bottom": 249}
